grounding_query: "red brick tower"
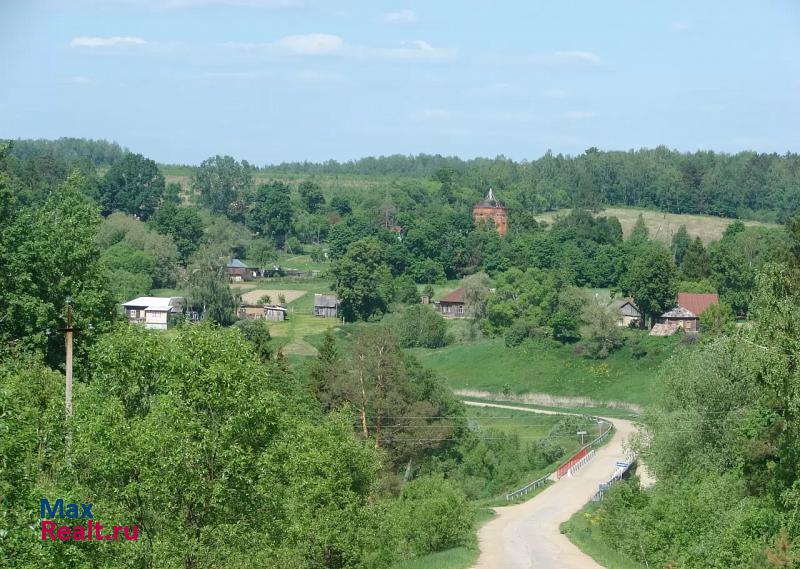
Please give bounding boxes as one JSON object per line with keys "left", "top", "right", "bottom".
{"left": 472, "top": 188, "right": 508, "bottom": 236}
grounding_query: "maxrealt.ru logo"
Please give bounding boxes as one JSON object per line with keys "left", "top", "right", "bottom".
{"left": 40, "top": 499, "right": 138, "bottom": 542}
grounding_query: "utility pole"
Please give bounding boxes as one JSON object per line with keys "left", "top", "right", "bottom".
{"left": 577, "top": 430, "right": 587, "bottom": 446}
{"left": 62, "top": 298, "right": 74, "bottom": 460}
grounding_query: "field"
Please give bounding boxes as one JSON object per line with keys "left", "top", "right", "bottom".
{"left": 240, "top": 288, "right": 306, "bottom": 304}
{"left": 411, "top": 333, "right": 683, "bottom": 407}
{"left": 535, "top": 207, "right": 777, "bottom": 244}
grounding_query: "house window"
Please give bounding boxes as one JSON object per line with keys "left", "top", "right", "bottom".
{"left": 457, "top": 305, "right": 464, "bottom": 314}
{"left": 129, "top": 309, "right": 137, "bottom": 318}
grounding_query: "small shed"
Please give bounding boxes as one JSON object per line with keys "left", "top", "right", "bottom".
{"left": 610, "top": 297, "right": 641, "bottom": 327}
{"left": 314, "top": 294, "right": 339, "bottom": 318}
{"left": 238, "top": 304, "right": 288, "bottom": 321}
{"left": 438, "top": 287, "right": 466, "bottom": 318}
{"left": 652, "top": 306, "right": 698, "bottom": 335}
{"left": 265, "top": 305, "right": 288, "bottom": 321}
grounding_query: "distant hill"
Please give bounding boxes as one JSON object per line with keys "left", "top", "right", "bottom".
{"left": 8, "top": 137, "right": 127, "bottom": 167}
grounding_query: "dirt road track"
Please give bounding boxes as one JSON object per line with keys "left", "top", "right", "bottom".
{"left": 464, "top": 401, "right": 645, "bottom": 569}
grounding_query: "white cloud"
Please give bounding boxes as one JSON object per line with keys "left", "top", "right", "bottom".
{"left": 528, "top": 51, "right": 601, "bottom": 66}
{"left": 562, "top": 111, "right": 596, "bottom": 121}
{"left": 70, "top": 36, "right": 147, "bottom": 48}
{"left": 288, "top": 70, "right": 344, "bottom": 84}
{"left": 224, "top": 36, "right": 455, "bottom": 62}
{"left": 369, "top": 40, "right": 456, "bottom": 61}
{"left": 671, "top": 20, "right": 692, "bottom": 32}
{"left": 382, "top": 9, "right": 417, "bottom": 24}
{"left": 274, "top": 33, "right": 344, "bottom": 55}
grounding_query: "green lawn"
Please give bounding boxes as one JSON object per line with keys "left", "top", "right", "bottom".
{"left": 561, "top": 502, "right": 644, "bottom": 569}
{"left": 411, "top": 333, "right": 683, "bottom": 407}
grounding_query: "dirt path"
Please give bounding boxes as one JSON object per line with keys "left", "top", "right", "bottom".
{"left": 465, "top": 401, "right": 643, "bottom": 569}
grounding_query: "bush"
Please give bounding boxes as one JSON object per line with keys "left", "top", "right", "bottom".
{"left": 233, "top": 319, "right": 273, "bottom": 361}
{"left": 385, "top": 304, "right": 449, "bottom": 349}
{"left": 393, "top": 476, "right": 474, "bottom": 555}
{"left": 395, "top": 275, "right": 420, "bottom": 304}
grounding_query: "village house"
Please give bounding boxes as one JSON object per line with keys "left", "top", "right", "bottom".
{"left": 650, "top": 292, "right": 719, "bottom": 336}
{"left": 122, "top": 296, "right": 185, "bottom": 330}
{"left": 472, "top": 188, "right": 508, "bottom": 236}
{"left": 610, "top": 297, "right": 641, "bottom": 327}
{"left": 226, "top": 259, "right": 258, "bottom": 282}
{"left": 237, "top": 304, "right": 287, "bottom": 321}
{"left": 437, "top": 287, "right": 466, "bottom": 318}
{"left": 313, "top": 294, "right": 339, "bottom": 318}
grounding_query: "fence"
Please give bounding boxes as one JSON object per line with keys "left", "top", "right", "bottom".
{"left": 591, "top": 455, "right": 636, "bottom": 501}
{"left": 505, "top": 415, "right": 614, "bottom": 501}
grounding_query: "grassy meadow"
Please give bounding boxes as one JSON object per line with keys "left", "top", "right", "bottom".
{"left": 412, "top": 333, "right": 683, "bottom": 407}
{"left": 535, "top": 206, "right": 777, "bottom": 245}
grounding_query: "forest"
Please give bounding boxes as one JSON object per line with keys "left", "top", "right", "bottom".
{"left": 1, "top": 137, "right": 799, "bottom": 568}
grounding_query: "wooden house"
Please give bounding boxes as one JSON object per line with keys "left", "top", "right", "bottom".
{"left": 650, "top": 292, "right": 719, "bottom": 336}
{"left": 122, "top": 296, "right": 184, "bottom": 330}
{"left": 314, "top": 294, "right": 339, "bottom": 318}
{"left": 226, "top": 259, "right": 255, "bottom": 282}
{"left": 610, "top": 297, "right": 641, "bottom": 327}
{"left": 438, "top": 287, "right": 466, "bottom": 318}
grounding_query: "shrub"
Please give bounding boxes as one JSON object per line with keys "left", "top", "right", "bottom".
{"left": 385, "top": 304, "right": 449, "bottom": 349}
{"left": 393, "top": 476, "right": 474, "bottom": 555}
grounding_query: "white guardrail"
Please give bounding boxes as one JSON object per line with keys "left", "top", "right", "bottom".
{"left": 591, "top": 454, "right": 637, "bottom": 501}
{"left": 505, "top": 415, "right": 614, "bottom": 501}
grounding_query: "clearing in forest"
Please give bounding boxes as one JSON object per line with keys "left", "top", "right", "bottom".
{"left": 536, "top": 207, "right": 776, "bottom": 244}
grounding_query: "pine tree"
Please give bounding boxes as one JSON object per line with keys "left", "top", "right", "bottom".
{"left": 682, "top": 237, "right": 710, "bottom": 280}
{"left": 671, "top": 225, "right": 691, "bottom": 266}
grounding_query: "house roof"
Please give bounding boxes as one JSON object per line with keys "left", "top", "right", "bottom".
{"left": 610, "top": 297, "right": 638, "bottom": 310}
{"left": 122, "top": 296, "right": 182, "bottom": 310}
{"left": 677, "top": 292, "right": 719, "bottom": 316}
{"left": 265, "top": 305, "right": 288, "bottom": 312}
{"left": 440, "top": 287, "right": 465, "bottom": 303}
{"left": 227, "top": 258, "right": 247, "bottom": 268}
{"left": 661, "top": 306, "right": 697, "bottom": 319}
{"left": 314, "top": 294, "right": 339, "bottom": 308}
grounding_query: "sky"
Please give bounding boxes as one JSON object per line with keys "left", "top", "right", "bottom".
{"left": 1, "top": 0, "right": 799, "bottom": 165}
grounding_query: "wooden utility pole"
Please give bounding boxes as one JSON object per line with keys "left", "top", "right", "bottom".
{"left": 64, "top": 300, "right": 74, "bottom": 459}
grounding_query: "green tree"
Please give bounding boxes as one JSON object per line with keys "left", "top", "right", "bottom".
{"left": 0, "top": 170, "right": 117, "bottom": 364}
{"left": 332, "top": 238, "right": 394, "bottom": 322}
{"left": 582, "top": 301, "right": 624, "bottom": 358}
{"left": 100, "top": 152, "right": 164, "bottom": 220}
{"left": 246, "top": 238, "right": 278, "bottom": 268}
{"left": 192, "top": 155, "right": 253, "bottom": 219}
{"left": 384, "top": 304, "right": 449, "bottom": 348}
{"left": 699, "top": 301, "right": 735, "bottom": 336}
{"left": 671, "top": 224, "right": 691, "bottom": 265}
{"left": 233, "top": 319, "right": 273, "bottom": 361}
{"left": 628, "top": 213, "right": 649, "bottom": 245}
{"left": 682, "top": 237, "right": 710, "bottom": 279}
{"left": 623, "top": 242, "right": 678, "bottom": 326}
{"left": 151, "top": 202, "right": 204, "bottom": 262}
{"left": 188, "top": 259, "right": 238, "bottom": 325}
{"left": 299, "top": 180, "right": 325, "bottom": 213}
{"left": 247, "top": 181, "right": 294, "bottom": 247}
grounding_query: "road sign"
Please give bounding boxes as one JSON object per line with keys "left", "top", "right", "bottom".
{"left": 615, "top": 461, "right": 630, "bottom": 468}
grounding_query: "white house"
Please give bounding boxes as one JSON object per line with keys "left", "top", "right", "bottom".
{"left": 122, "top": 297, "right": 184, "bottom": 330}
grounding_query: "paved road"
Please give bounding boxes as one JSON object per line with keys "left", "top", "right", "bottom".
{"left": 465, "top": 401, "right": 642, "bottom": 569}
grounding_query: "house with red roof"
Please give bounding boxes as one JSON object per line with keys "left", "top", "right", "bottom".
{"left": 650, "top": 292, "right": 719, "bottom": 336}
{"left": 437, "top": 287, "right": 466, "bottom": 318}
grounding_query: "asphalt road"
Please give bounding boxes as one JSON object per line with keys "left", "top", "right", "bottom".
{"left": 465, "top": 401, "right": 644, "bottom": 569}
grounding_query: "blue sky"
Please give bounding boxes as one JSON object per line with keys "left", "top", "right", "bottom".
{"left": 1, "top": 0, "right": 799, "bottom": 165}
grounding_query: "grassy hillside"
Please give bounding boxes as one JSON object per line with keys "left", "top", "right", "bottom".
{"left": 411, "top": 333, "right": 684, "bottom": 407}
{"left": 535, "top": 206, "right": 777, "bottom": 245}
